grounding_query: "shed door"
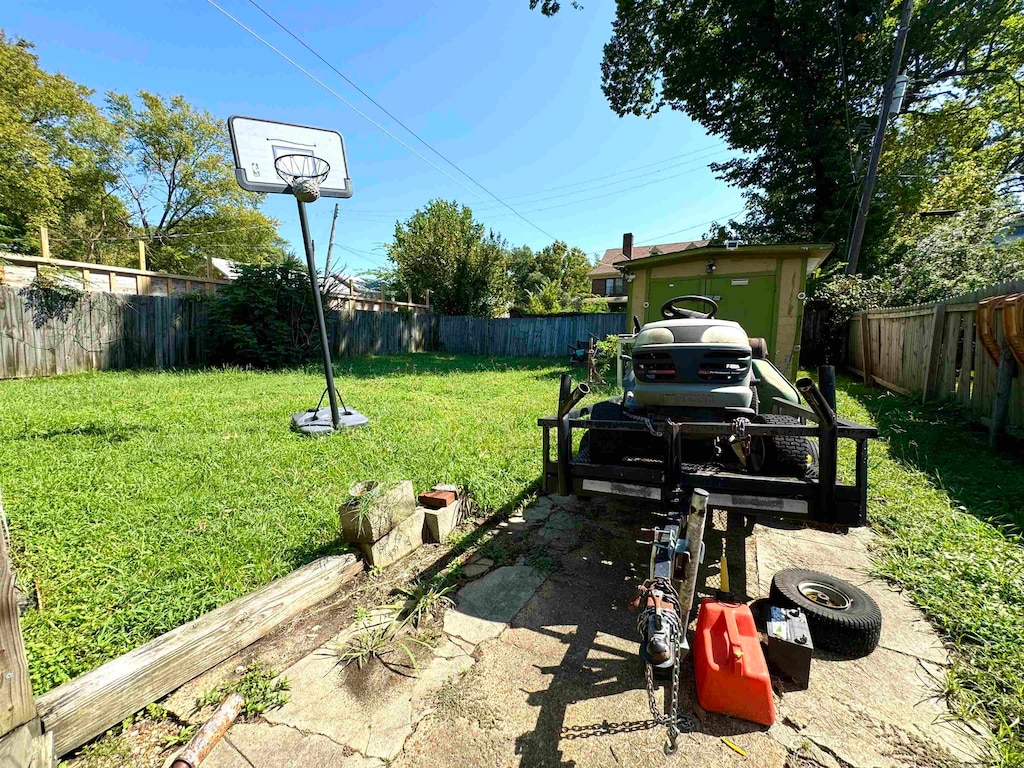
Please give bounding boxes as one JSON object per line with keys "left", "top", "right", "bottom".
{"left": 706, "top": 275, "right": 776, "bottom": 349}
{"left": 645, "top": 277, "right": 704, "bottom": 324}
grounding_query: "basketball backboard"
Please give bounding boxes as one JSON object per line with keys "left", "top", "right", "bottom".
{"left": 228, "top": 116, "right": 352, "bottom": 198}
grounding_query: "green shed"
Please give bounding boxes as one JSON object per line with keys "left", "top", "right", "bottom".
{"left": 611, "top": 241, "right": 831, "bottom": 379}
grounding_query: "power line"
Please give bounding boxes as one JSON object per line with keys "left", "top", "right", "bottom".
{"left": 309, "top": 148, "right": 730, "bottom": 225}
{"left": 635, "top": 208, "right": 747, "bottom": 245}
{"left": 341, "top": 144, "right": 728, "bottom": 214}
{"left": 414, "top": 147, "right": 732, "bottom": 214}
{"left": 483, "top": 163, "right": 732, "bottom": 218}
{"left": 208, "top": 0, "right": 562, "bottom": 243}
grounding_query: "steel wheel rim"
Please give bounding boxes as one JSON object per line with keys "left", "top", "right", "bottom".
{"left": 798, "top": 580, "right": 852, "bottom": 610}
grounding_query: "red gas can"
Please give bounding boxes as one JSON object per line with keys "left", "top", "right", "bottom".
{"left": 693, "top": 598, "right": 776, "bottom": 726}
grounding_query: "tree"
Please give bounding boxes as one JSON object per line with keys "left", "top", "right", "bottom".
{"left": 105, "top": 91, "right": 287, "bottom": 274}
{"left": 509, "top": 240, "right": 594, "bottom": 313}
{"left": 0, "top": 33, "right": 114, "bottom": 251}
{"left": 536, "top": 0, "right": 1024, "bottom": 275}
{"left": 385, "top": 200, "right": 512, "bottom": 316}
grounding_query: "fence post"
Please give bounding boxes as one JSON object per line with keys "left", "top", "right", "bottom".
{"left": 425, "top": 289, "right": 430, "bottom": 310}
{"left": 39, "top": 227, "right": 50, "bottom": 260}
{"left": 921, "top": 304, "right": 946, "bottom": 403}
{"left": 137, "top": 240, "right": 147, "bottom": 271}
{"left": 0, "top": 496, "right": 53, "bottom": 766}
{"left": 990, "top": 341, "right": 1018, "bottom": 448}
{"left": 858, "top": 313, "right": 873, "bottom": 385}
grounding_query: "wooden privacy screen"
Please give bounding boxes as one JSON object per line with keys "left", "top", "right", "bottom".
{"left": 1002, "top": 294, "right": 1024, "bottom": 367}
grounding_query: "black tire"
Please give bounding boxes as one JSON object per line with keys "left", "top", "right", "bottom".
{"left": 753, "top": 414, "right": 818, "bottom": 478}
{"left": 582, "top": 400, "right": 625, "bottom": 464}
{"left": 583, "top": 401, "right": 662, "bottom": 464}
{"left": 769, "top": 568, "right": 882, "bottom": 657}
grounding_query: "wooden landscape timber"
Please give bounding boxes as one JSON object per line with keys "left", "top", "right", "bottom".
{"left": 36, "top": 553, "right": 364, "bottom": 757}
{"left": 845, "top": 279, "right": 1024, "bottom": 438}
{"left": 0, "top": 499, "right": 54, "bottom": 767}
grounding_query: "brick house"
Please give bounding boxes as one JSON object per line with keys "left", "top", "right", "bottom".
{"left": 587, "top": 241, "right": 708, "bottom": 307}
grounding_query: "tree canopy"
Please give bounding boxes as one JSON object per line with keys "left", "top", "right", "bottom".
{"left": 0, "top": 33, "right": 288, "bottom": 274}
{"left": 386, "top": 200, "right": 513, "bottom": 317}
{"left": 536, "top": 0, "right": 1024, "bottom": 301}
{"left": 508, "top": 240, "right": 593, "bottom": 313}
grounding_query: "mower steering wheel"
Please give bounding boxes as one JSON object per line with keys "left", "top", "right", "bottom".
{"left": 660, "top": 295, "right": 719, "bottom": 320}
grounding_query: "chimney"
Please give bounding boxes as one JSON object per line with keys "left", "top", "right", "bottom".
{"left": 622, "top": 233, "right": 633, "bottom": 260}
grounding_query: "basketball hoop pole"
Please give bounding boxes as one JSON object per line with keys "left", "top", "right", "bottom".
{"left": 296, "top": 199, "right": 341, "bottom": 429}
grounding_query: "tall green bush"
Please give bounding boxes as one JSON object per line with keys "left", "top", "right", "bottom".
{"left": 207, "top": 259, "right": 321, "bottom": 368}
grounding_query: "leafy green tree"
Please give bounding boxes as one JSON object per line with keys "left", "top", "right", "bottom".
{"left": 508, "top": 240, "right": 593, "bottom": 313}
{"left": 536, "top": 0, "right": 1024, "bottom": 276}
{"left": 105, "top": 91, "right": 287, "bottom": 274}
{"left": 385, "top": 200, "right": 512, "bottom": 316}
{"left": 0, "top": 33, "right": 114, "bottom": 251}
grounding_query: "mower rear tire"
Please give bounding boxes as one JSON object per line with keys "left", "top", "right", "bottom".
{"left": 754, "top": 414, "right": 818, "bottom": 479}
{"left": 582, "top": 400, "right": 626, "bottom": 464}
{"left": 769, "top": 568, "right": 882, "bottom": 657}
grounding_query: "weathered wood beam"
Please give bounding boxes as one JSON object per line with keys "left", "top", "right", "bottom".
{"left": 38, "top": 554, "right": 363, "bottom": 757}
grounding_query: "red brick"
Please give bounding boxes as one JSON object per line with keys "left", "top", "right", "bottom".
{"left": 418, "top": 490, "right": 457, "bottom": 509}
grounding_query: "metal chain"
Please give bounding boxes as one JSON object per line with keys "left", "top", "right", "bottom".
{"left": 635, "top": 577, "right": 698, "bottom": 751}
{"left": 623, "top": 409, "right": 664, "bottom": 437}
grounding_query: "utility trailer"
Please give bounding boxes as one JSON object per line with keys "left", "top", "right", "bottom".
{"left": 538, "top": 375, "right": 876, "bottom": 528}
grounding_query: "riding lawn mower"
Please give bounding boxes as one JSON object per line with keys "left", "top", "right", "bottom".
{"left": 537, "top": 296, "right": 878, "bottom": 752}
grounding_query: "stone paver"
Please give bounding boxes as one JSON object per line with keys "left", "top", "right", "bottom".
{"left": 193, "top": 496, "right": 985, "bottom": 768}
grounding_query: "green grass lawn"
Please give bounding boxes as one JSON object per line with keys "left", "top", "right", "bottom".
{"left": 835, "top": 378, "right": 1024, "bottom": 767}
{"left": 0, "top": 355, "right": 572, "bottom": 693}
{"left": 4, "top": 357, "right": 1023, "bottom": 765}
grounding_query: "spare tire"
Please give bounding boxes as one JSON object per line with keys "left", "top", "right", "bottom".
{"left": 769, "top": 568, "right": 882, "bottom": 657}
{"left": 752, "top": 414, "right": 818, "bottom": 478}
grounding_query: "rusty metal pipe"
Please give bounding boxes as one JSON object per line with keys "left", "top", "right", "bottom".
{"left": 556, "top": 375, "right": 590, "bottom": 495}
{"left": 796, "top": 376, "right": 836, "bottom": 427}
{"left": 796, "top": 377, "right": 838, "bottom": 521}
{"left": 171, "top": 692, "right": 245, "bottom": 768}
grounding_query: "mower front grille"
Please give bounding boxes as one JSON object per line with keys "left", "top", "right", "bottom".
{"left": 697, "top": 350, "right": 751, "bottom": 382}
{"left": 633, "top": 351, "right": 677, "bottom": 381}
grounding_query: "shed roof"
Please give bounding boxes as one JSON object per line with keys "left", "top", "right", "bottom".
{"left": 589, "top": 241, "right": 833, "bottom": 278}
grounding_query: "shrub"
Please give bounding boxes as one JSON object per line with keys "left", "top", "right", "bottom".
{"left": 207, "top": 259, "right": 322, "bottom": 368}
{"left": 804, "top": 268, "right": 885, "bottom": 364}
{"left": 594, "top": 334, "right": 621, "bottom": 383}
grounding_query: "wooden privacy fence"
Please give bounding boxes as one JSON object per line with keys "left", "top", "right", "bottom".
{"left": 439, "top": 313, "right": 624, "bottom": 357}
{"left": 0, "top": 285, "right": 209, "bottom": 379}
{"left": 846, "top": 279, "right": 1024, "bottom": 439}
{"left": 2, "top": 284, "right": 628, "bottom": 379}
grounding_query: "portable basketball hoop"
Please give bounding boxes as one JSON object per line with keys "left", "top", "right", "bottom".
{"left": 228, "top": 116, "right": 366, "bottom": 436}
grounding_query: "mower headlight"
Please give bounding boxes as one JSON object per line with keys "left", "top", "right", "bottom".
{"left": 700, "top": 326, "right": 748, "bottom": 345}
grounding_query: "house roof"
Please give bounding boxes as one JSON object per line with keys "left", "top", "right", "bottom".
{"left": 588, "top": 241, "right": 709, "bottom": 279}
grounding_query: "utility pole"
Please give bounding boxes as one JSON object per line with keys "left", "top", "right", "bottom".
{"left": 845, "top": 0, "right": 913, "bottom": 276}
{"left": 321, "top": 203, "right": 339, "bottom": 291}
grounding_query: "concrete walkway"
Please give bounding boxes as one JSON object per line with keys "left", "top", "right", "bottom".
{"left": 199, "top": 495, "right": 984, "bottom": 768}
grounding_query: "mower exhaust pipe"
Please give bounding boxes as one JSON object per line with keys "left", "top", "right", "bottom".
{"left": 556, "top": 375, "right": 590, "bottom": 495}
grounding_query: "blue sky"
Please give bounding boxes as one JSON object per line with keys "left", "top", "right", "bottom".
{"left": 6, "top": 0, "right": 745, "bottom": 273}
